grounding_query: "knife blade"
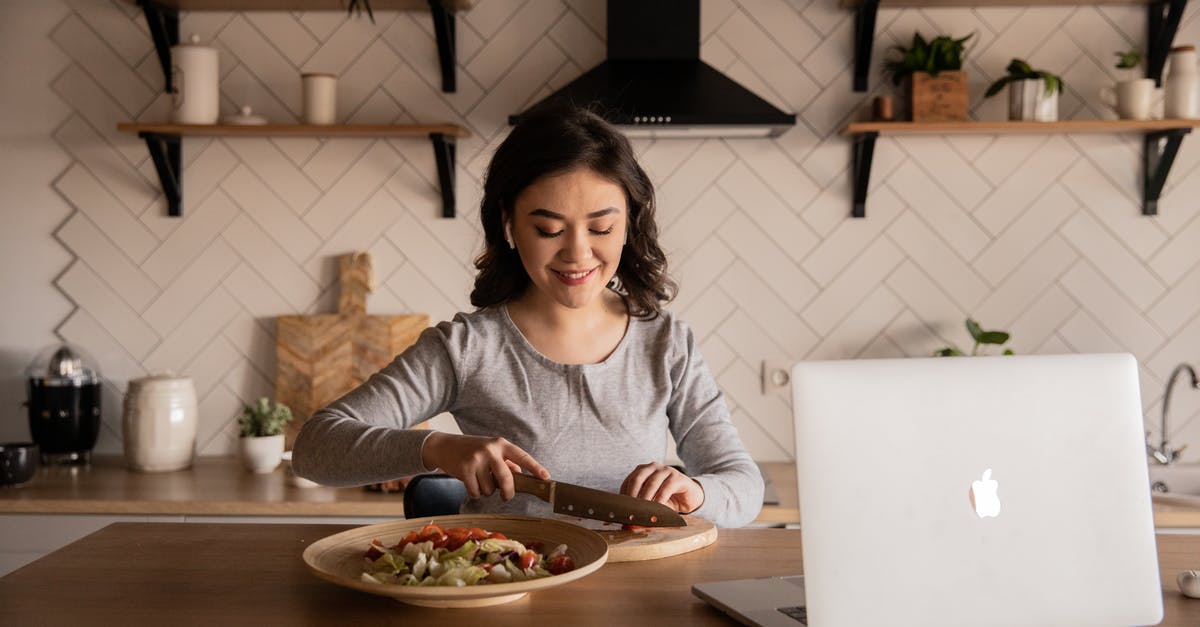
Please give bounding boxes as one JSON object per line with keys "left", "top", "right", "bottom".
{"left": 512, "top": 473, "right": 687, "bottom": 527}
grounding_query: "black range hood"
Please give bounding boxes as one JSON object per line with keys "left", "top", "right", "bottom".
{"left": 509, "top": 0, "right": 796, "bottom": 138}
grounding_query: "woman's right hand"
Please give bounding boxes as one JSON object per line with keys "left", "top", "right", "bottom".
{"left": 420, "top": 432, "right": 550, "bottom": 501}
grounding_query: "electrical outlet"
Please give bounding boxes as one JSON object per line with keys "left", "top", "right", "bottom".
{"left": 761, "top": 359, "right": 792, "bottom": 395}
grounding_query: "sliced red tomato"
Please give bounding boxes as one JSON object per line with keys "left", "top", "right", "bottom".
{"left": 364, "top": 542, "right": 385, "bottom": 561}
{"left": 547, "top": 555, "right": 575, "bottom": 575}
{"left": 444, "top": 528, "right": 471, "bottom": 550}
{"left": 486, "top": 531, "right": 508, "bottom": 540}
{"left": 467, "top": 527, "right": 490, "bottom": 541}
{"left": 517, "top": 550, "right": 537, "bottom": 570}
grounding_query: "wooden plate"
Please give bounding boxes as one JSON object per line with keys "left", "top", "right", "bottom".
{"left": 555, "top": 515, "right": 718, "bottom": 562}
{"left": 302, "top": 514, "right": 609, "bottom": 608}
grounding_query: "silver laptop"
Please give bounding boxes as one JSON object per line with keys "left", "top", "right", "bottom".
{"left": 694, "top": 353, "right": 1162, "bottom": 627}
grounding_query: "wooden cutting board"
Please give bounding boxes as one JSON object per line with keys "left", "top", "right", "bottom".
{"left": 275, "top": 252, "right": 428, "bottom": 447}
{"left": 553, "top": 515, "right": 717, "bottom": 562}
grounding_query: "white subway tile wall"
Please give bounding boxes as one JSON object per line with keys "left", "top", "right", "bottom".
{"left": 5, "top": 0, "right": 1200, "bottom": 462}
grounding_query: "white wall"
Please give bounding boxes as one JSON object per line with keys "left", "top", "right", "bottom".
{"left": 1, "top": 0, "right": 1198, "bottom": 462}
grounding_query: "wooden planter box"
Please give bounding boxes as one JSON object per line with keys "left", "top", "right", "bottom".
{"left": 909, "top": 70, "right": 969, "bottom": 122}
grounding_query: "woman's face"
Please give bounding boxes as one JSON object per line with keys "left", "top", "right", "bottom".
{"left": 508, "top": 168, "right": 628, "bottom": 311}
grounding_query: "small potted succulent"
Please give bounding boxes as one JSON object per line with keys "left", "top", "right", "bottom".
{"left": 934, "top": 318, "right": 1014, "bottom": 357}
{"left": 884, "top": 32, "right": 973, "bottom": 122}
{"left": 985, "top": 59, "right": 1064, "bottom": 122}
{"left": 237, "top": 397, "right": 292, "bottom": 473}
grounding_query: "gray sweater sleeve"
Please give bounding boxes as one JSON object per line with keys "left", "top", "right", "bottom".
{"left": 667, "top": 322, "right": 764, "bottom": 528}
{"left": 290, "top": 323, "right": 458, "bottom": 485}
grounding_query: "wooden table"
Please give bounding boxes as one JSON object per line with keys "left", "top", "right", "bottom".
{"left": 1, "top": 523, "right": 1198, "bottom": 625}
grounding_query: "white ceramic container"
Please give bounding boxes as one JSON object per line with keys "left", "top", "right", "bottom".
{"left": 239, "top": 434, "right": 284, "bottom": 473}
{"left": 1165, "top": 45, "right": 1199, "bottom": 119}
{"left": 171, "top": 34, "right": 219, "bottom": 124}
{"left": 302, "top": 73, "right": 337, "bottom": 124}
{"left": 122, "top": 374, "right": 197, "bottom": 472}
{"left": 1008, "top": 78, "right": 1059, "bottom": 122}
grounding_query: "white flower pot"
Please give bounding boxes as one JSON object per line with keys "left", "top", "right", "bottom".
{"left": 238, "top": 434, "right": 284, "bottom": 473}
{"left": 1008, "top": 78, "right": 1058, "bottom": 122}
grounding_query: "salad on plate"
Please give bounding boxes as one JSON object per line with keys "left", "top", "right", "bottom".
{"left": 361, "top": 523, "right": 576, "bottom": 587}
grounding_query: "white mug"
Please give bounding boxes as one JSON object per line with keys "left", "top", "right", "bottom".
{"left": 302, "top": 73, "right": 337, "bottom": 124}
{"left": 1099, "top": 79, "right": 1160, "bottom": 120}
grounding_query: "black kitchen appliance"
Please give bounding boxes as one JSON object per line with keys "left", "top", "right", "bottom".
{"left": 25, "top": 344, "right": 101, "bottom": 465}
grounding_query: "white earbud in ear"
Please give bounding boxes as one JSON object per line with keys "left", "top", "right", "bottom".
{"left": 504, "top": 224, "right": 515, "bottom": 249}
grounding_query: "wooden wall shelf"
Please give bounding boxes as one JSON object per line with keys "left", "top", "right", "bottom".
{"left": 844, "top": 119, "right": 1198, "bottom": 217}
{"left": 118, "top": 123, "right": 471, "bottom": 218}
{"left": 847, "top": 0, "right": 1187, "bottom": 92}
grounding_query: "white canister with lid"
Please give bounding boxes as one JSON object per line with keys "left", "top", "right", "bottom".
{"left": 1165, "top": 45, "right": 1199, "bottom": 119}
{"left": 122, "top": 374, "right": 197, "bottom": 472}
{"left": 171, "top": 33, "right": 219, "bottom": 124}
{"left": 302, "top": 73, "right": 338, "bottom": 124}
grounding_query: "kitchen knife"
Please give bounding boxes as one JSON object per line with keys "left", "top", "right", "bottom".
{"left": 512, "top": 473, "right": 687, "bottom": 527}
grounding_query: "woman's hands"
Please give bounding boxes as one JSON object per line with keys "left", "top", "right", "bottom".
{"left": 420, "top": 432, "right": 550, "bottom": 501}
{"left": 620, "top": 462, "right": 705, "bottom": 514}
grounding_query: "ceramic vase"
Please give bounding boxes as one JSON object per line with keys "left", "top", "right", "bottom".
{"left": 1008, "top": 78, "right": 1058, "bottom": 122}
{"left": 238, "top": 434, "right": 284, "bottom": 473}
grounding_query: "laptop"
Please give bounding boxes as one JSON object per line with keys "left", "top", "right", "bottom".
{"left": 693, "top": 353, "right": 1163, "bottom": 627}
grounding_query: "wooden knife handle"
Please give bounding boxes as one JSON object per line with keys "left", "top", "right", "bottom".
{"left": 512, "top": 473, "right": 551, "bottom": 502}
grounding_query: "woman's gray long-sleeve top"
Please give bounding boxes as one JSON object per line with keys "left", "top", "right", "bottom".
{"left": 291, "top": 305, "right": 763, "bottom": 528}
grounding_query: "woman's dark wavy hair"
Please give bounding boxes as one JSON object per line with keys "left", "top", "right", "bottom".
{"left": 470, "top": 105, "right": 676, "bottom": 319}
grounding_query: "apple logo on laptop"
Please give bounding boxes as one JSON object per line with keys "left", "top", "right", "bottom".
{"left": 970, "top": 468, "right": 1001, "bottom": 518}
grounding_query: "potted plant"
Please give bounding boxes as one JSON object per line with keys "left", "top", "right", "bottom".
{"left": 1102, "top": 49, "right": 1156, "bottom": 119}
{"left": 237, "top": 397, "right": 292, "bottom": 473}
{"left": 884, "top": 32, "right": 973, "bottom": 122}
{"left": 934, "top": 318, "right": 1014, "bottom": 357}
{"left": 985, "top": 59, "right": 1064, "bottom": 122}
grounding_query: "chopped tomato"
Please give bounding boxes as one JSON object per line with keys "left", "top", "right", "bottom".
{"left": 444, "top": 528, "right": 471, "bottom": 550}
{"left": 467, "top": 527, "right": 490, "bottom": 541}
{"left": 418, "top": 523, "right": 444, "bottom": 538}
{"left": 547, "top": 555, "right": 575, "bottom": 575}
{"left": 621, "top": 524, "right": 649, "bottom": 532}
{"left": 487, "top": 531, "right": 508, "bottom": 540}
{"left": 364, "top": 542, "right": 385, "bottom": 561}
{"left": 518, "top": 550, "right": 537, "bottom": 570}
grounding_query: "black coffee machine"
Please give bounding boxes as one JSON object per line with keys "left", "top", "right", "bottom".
{"left": 25, "top": 344, "right": 101, "bottom": 465}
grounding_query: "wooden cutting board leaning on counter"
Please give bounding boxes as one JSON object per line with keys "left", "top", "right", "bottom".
{"left": 275, "top": 252, "right": 428, "bottom": 455}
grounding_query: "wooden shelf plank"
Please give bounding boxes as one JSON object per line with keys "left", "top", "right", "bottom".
{"left": 845, "top": 119, "right": 1200, "bottom": 135}
{"left": 841, "top": 0, "right": 1150, "bottom": 7}
{"left": 129, "top": 0, "right": 473, "bottom": 10}
{"left": 117, "top": 122, "right": 471, "bottom": 138}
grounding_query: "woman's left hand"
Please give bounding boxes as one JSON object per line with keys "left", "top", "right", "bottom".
{"left": 620, "top": 462, "right": 705, "bottom": 514}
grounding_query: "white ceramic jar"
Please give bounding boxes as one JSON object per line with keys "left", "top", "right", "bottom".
{"left": 1165, "top": 45, "right": 1199, "bottom": 119}
{"left": 171, "top": 34, "right": 219, "bottom": 124}
{"left": 302, "top": 73, "right": 338, "bottom": 124}
{"left": 122, "top": 374, "right": 197, "bottom": 472}
{"left": 239, "top": 434, "right": 284, "bottom": 473}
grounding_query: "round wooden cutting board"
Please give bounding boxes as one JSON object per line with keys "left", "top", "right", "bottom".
{"left": 553, "top": 515, "right": 717, "bottom": 562}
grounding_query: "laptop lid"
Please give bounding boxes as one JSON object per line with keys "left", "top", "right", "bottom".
{"left": 792, "top": 353, "right": 1162, "bottom": 627}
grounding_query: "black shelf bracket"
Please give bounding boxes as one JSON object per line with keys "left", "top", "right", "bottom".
{"left": 1147, "top": 0, "right": 1188, "bottom": 86}
{"left": 139, "top": 0, "right": 179, "bottom": 93}
{"left": 429, "top": 0, "right": 457, "bottom": 93}
{"left": 851, "top": 131, "right": 878, "bottom": 218}
{"left": 853, "top": 0, "right": 880, "bottom": 92}
{"left": 1142, "top": 128, "right": 1190, "bottom": 216}
{"left": 430, "top": 133, "right": 457, "bottom": 218}
{"left": 140, "top": 132, "right": 183, "bottom": 217}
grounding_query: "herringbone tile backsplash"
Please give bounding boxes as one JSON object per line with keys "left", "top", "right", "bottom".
{"left": 8, "top": 0, "right": 1200, "bottom": 461}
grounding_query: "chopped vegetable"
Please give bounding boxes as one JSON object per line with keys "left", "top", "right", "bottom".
{"left": 361, "top": 524, "right": 575, "bottom": 586}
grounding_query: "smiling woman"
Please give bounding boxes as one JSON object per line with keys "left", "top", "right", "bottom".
{"left": 291, "top": 106, "right": 764, "bottom": 529}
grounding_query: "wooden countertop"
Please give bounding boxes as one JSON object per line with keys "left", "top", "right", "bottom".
{"left": 2, "top": 458, "right": 1198, "bottom": 528}
{"left": 2, "top": 522, "right": 1197, "bottom": 625}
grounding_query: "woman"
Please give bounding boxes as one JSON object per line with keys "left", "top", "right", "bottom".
{"left": 292, "top": 106, "right": 763, "bottom": 528}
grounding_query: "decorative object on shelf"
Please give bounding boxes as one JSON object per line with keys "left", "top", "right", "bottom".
{"left": 933, "top": 318, "right": 1014, "bottom": 357}
{"left": 275, "top": 252, "right": 428, "bottom": 448}
{"left": 884, "top": 32, "right": 972, "bottom": 122}
{"left": 221, "top": 105, "right": 268, "bottom": 125}
{"left": 238, "top": 397, "right": 293, "bottom": 474}
{"left": 1104, "top": 48, "right": 1159, "bottom": 120}
{"left": 0, "top": 442, "right": 38, "bottom": 487}
{"left": 872, "top": 95, "right": 893, "bottom": 121}
{"left": 122, "top": 374, "right": 198, "bottom": 473}
{"left": 985, "top": 58, "right": 1063, "bottom": 122}
{"left": 24, "top": 344, "right": 101, "bottom": 465}
{"left": 1165, "top": 45, "right": 1199, "bottom": 119}
{"left": 302, "top": 73, "right": 338, "bottom": 124}
{"left": 170, "top": 33, "right": 219, "bottom": 124}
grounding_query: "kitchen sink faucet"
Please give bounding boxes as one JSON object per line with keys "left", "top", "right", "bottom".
{"left": 1149, "top": 363, "right": 1199, "bottom": 465}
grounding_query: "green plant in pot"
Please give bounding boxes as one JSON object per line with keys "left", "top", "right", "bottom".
{"left": 934, "top": 318, "right": 1014, "bottom": 357}
{"left": 884, "top": 32, "right": 973, "bottom": 122}
{"left": 985, "top": 58, "right": 1064, "bottom": 122}
{"left": 237, "top": 397, "right": 293, "bottom": 474}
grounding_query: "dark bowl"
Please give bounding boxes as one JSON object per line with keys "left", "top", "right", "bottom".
{"left": 0, "top": 442, "right": 39, "bottom": 486}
